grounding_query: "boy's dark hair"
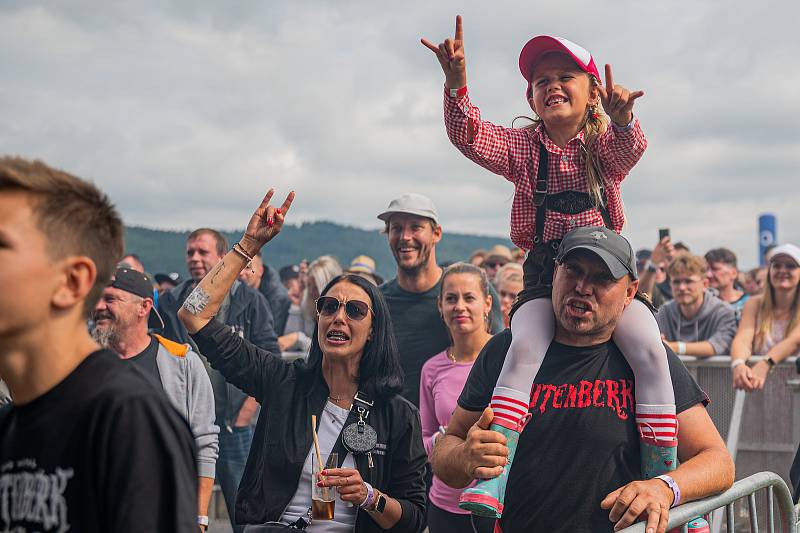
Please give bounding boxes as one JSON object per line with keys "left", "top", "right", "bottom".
{"left": 0, "top": 157, "right": 124, "bottom": 314}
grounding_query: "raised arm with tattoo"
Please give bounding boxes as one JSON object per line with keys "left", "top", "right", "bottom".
{"left": 179, "top": 189, "right": 295, "bottom": 334}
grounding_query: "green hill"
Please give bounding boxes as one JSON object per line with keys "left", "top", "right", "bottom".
{"left": 124, "top": 222, "right": 513, "bottom": 280}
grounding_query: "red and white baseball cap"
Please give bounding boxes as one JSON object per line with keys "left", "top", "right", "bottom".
{"left": 519, "top": 35, "right": 600, "bottom": 91}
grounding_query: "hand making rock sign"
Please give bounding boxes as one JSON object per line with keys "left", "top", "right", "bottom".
{"left": 421, "top": 15, "right": 467, "bottom": 90}
{"left": 599, "top": 63, "right": 644, "bottom": 127}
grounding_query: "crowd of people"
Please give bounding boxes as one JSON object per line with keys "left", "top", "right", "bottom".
{"left": 1, "top": 15, "right": 799, "bottom": 533}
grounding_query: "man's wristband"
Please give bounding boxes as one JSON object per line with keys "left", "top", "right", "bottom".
{"left": 197, "top": 515, "right": 209, "bottom": 527}
{"left": 655, "top": 475, "right": 681, "bottom": 507}
{"left": 731, "top": 358, "right": 747, "bottom": 369}
{"left": 677, "top": 341, "right": 687, "bottom": 355}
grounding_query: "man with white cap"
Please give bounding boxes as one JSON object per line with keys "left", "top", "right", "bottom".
{"left": 378, "top": 193, "right": 504, "bottom": 407}
{"left": 93, "top": 267, "right": 219, "bottom": 531}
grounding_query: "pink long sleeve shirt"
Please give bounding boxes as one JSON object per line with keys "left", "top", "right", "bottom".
{"left": 419, "top": 350, "right": 479, "bottom": 514}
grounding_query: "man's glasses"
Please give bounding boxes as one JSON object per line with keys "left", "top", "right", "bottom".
{"left": 315, "top": 296, "right": 373, "bottom": 321}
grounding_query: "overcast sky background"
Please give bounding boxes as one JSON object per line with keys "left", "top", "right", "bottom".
{"left": 1, "top": 1, "right": 798, "bottom": 268}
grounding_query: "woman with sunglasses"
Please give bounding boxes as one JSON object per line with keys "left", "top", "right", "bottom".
{"left": 178, "top": 189, "right": 426, "bottom": 532}
{"left": 731, "top": 243, "right": 800, "bottom": 391}
{"left": 419, "top": 263, "right": 496, "bottom": 533}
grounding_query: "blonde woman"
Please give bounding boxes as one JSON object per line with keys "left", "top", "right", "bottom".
{"left": 279, "top": 255, "right": 342, "bottom": 353}
{"left": 731, "top": 244, "right": 800, "bottom": 391}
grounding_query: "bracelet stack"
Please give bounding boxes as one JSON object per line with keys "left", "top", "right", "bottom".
{"left": 232, "top": 242, "right": 255, "bottom": 273}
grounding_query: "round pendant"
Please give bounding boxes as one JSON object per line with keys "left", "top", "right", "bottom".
{"left": 342, "top": 422, "right": 377, "bottom": 454}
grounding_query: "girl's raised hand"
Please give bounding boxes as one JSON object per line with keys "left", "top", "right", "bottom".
{"left": 421, "top": 15, "right": 467, "bottom": 90}
{"left": 240, "top": 188, "right": 295, "bottom": 256}
{"left": 598, "top": 64, "right": 644, "bottom": 127}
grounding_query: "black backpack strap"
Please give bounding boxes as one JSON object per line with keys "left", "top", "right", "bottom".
{"left": 532, "top": 143, "right": 549, "bottom": 246}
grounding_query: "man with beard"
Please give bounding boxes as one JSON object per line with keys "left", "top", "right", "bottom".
{"left": 378, "top": 193, "right": 503, "bottom": 406}
{"left": 158, "top": 227, "right": 279, "bottom": 533}
{"left": 93, "top": 267, "right": 219, "bottom": 531}
{"left": 433, "top": 229, "right": 733, "bottom": 533}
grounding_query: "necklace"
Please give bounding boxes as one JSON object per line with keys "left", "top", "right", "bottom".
{"left": 447, "top": 349, "right": 457, "bottom": 363}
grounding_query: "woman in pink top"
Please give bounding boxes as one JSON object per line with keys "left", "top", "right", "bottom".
{"left": 732, "top": 244, "right": 800, "bottom": 391}
{"left": 420, "top": 263, "right": 495, "bottom": 533}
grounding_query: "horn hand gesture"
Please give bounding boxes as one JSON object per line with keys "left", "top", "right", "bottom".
{"left": 421, "top": 15, "right": 467, "bottom": 90}
{"left": 599, "top": 64, "right": 644, "bottom": 127}
{"left": 239, "top": 188, "right": 295, "bottom": 257}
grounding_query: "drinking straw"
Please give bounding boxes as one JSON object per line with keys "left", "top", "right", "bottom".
{"left": 311, "top": 415, "right": 324, "bottom": 479}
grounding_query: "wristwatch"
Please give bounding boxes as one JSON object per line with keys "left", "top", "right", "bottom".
{"left": 368, "top": 490, "right": 387, "bottom": 514}
{"left": 766, "top": 356, "right": 777, "bottom": 371}
{"left": 374, "top": 493, "right": 387, "bottom": 514}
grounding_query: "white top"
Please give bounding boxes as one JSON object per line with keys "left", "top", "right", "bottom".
{"left": 281, "top": 401, "right": 357, "bottom": 532}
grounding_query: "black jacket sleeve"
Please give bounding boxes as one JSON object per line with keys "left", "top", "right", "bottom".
{"left": 191, "top": 319, "right": 292, "bottom": 404}
{"left": 383, "top": 400, "right": 427, "bottom": 533}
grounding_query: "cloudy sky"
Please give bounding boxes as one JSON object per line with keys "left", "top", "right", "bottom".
{"left": 2, "top": 0, "right": 798, "bottom": 268}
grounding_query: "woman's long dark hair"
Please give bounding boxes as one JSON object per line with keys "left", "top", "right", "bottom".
{"left": 302, "top": 274, "right": 403, "bottom": 399}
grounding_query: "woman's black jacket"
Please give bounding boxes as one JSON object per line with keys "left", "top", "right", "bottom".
{"left": 191, "top": 320, "right": 427, "bottom": 533}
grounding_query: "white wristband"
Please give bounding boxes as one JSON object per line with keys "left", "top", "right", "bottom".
{"left": 677, "top": 341, "right": 686, "bottom": 355}
{"left": 197, "top": 515, "right": 209, "bottom": 526}
{"left": 731, "top": 359, "right": 746, "bottom": 369}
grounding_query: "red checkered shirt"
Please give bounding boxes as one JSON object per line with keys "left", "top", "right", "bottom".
{"left": 444, "top": 88, "right": 647, "bottom": 251}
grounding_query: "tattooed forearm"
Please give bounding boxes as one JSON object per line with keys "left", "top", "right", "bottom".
{"left": 210, "top": 260, "right": 225, "bottom": 285}
{"left": 183, "top": 286, "right": 210, "bottom": 316}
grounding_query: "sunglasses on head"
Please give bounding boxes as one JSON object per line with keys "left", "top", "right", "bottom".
{"left": 315, "top": 296, "right": 373, "bottom": 321}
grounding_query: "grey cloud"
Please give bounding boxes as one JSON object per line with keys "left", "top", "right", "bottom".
{"left": 1, "top": 0, "right": 798, "bottom": 268}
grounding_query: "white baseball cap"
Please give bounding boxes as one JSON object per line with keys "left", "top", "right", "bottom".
{"left": 767, "top": 244, "right": 800, "bottom": 266}
{"left": 377, "top": 193, "right": 439, "bottom": 225}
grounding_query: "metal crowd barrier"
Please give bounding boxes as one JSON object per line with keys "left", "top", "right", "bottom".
{"left": 678, "top": 355, "right": 798, "bottom": 487}
{"left": 619, "top": 355, "right": 800, "bottom": 532}
{"left": 618, "top": 472, "right": 796, "bottom": 533}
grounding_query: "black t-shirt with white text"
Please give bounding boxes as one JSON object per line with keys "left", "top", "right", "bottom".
{"left": 458, "top": 330, "right": 708, "bottom": 533}
{"left": 0, "top": 350, "right": 197, "bottom": 532}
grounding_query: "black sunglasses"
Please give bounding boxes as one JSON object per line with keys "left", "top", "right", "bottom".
{"left": 315, "top": 296, "right": 373, "bottom": 321}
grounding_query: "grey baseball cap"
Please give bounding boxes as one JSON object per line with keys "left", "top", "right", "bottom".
{"left": 377, "top": 193, "right": 439, "bottom": 225}
{"left": 556, "top": 227, "right": 638, "bottom": 280}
